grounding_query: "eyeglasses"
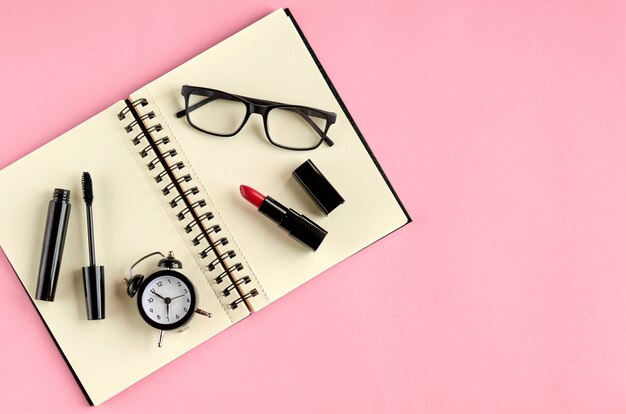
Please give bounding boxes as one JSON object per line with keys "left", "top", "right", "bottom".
{"left": 175, "top": 85, "right": 337, "bottom": 151}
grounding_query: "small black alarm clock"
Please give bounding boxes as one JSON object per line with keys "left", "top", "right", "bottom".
{"left": 123, "top": 251, "right": 211, "bottom": 347}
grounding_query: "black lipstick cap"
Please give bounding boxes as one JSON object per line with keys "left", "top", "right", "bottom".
{"left": 82, "top": 265, "right": 105, "bottom": 320}
{"left": 293, "top": 159, "right": 344, "bottom": 215}
{"left": 36, "top": 188, "right": 71, "bottom": 302}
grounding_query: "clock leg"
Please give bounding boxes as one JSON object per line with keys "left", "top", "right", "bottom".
{"left": 157, "top": 329, "right": 164, "bottom": 347}
{"left": 195, "top": 308, "right": 212, "bottom": 318}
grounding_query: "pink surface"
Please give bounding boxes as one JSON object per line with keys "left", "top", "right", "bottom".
{"left": 2, "top": 0, "right": 626, "bottom": 412}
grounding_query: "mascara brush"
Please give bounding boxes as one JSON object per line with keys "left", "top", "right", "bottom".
{"left": 83, "top": 172, "right": 96, "bottom": 266}
{"left": 81, "top": 172, "right": 105, "bottom": 320}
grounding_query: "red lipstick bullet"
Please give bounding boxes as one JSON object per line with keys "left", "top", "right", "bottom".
{"left": 240, "top": 185, "right": 327, "bottom": 250}
{"left": 239, "top": 185, "right": 265, "bottom": 208}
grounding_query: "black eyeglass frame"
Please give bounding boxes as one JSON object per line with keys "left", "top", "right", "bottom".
{"left": 176, "top": 85, "right": 337, "bottom": 151}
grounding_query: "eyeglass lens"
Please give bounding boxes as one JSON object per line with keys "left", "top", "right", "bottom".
{"left": 187, "top": 93, "right": 247, "bottom": 135}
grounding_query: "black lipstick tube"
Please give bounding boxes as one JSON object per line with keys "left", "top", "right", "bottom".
{"left": 36, "top": 188, "right": 71, "bottom": 301}
{"left": 259, "top": 196, "right": 327, "bottom": 250}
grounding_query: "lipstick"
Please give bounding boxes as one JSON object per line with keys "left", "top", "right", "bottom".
{"left": 240, "top": 185, "right": 327, "bottom": 250}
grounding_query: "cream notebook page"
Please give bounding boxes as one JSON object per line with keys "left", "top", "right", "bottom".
{"left": 0, "top": 105, "right": 247, "bottom": 405}
{"left": 130, "top": 9, "right": 408, "bottom": 306}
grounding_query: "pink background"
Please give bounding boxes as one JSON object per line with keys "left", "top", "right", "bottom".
{"left": 2, "top": 0, "right": 626, "bottom": 412}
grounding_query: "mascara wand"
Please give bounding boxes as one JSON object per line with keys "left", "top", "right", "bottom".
{"left": 81, "top": 172, "right": 105, "bottom": 320}
{"left": 83, "top": 173, "right": 96, "bottom": 266}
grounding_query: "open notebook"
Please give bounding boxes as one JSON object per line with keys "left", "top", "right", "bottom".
{"left": 0, "top": 9, "right": 410, "bottom": 405}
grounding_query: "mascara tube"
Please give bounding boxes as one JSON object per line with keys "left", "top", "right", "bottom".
{"left": 36, "top": 188, "right": 71, "bottom": 302}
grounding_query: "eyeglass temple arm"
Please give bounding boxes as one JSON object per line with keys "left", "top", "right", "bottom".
{"left": 176, "top": 98, "right": 214, "bottom": 118}
{"left": 280, "top": 107, "right": 334, "bottom": 146}
{"left": 176, "top": 96, "right": 335, "bottom": 147}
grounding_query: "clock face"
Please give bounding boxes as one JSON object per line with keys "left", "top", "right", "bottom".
{"left": 137, "top": 270, "right": 197, "bottom": 330}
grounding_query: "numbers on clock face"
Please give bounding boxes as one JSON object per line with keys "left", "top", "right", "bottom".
{"left": 139, "top": 274, "right": 194, "bottom": 327}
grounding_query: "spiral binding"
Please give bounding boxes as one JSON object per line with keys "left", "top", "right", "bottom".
{"left": 169, "top": 187, "right": 199, "bottom": 208}
{"left": 117, "top": 98, "right": 148, "bottom": 120}
{"left": 155, "top": 162, "right": 184, "bottom": 183}
{"left": 215, "top": 263, "right": 244, "bottom": 284}
{"left": 118, "top": 98, "right": 254, "bottom": 312}
{"left": 184, "top": 212, "right": 214, "bottom": 233}
{"left": 207, "top": 250, "right": 237, "bottom": 272}
{"left": 125, "top": 111, "right": 156, "bottom": 132}
{"left": 162, "top": 174, "right": 191, "bottom": 195}
{"left": 199, "top": 238, "right": 229, "bottom": 258}
{"left": 229, "top": 289, "right": 259, "bottom": 310}
{"left": 147, "top": 149, "right": 177, "bottom": 170}
{"left": 192, "top": 225, "right": 220, "bottom": 245}
{"left": 140, "top": 137, "right": 170, "bottom": 157}
{"left": 133, "top": 125, "right": 163, "bottom": 145}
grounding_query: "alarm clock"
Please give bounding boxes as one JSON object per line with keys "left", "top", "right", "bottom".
{"left": 123, "top": 251, "right": 211, "bottom": 347}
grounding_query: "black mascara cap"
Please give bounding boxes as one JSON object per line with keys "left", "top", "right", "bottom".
{"left": 82, "top": 265, "right": 105, "bottom": 320}
{"left": 293, "top": 159, "right": 344, "bottom": 215}
{"left": 36, "top": 188, "right": 71, "bottom": 302}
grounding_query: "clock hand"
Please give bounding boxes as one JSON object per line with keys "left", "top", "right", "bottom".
{"left": 171, "top": 294, "right": 185, "bottom": 300}
{"left": 166, "top": 302, "right": 170, "bottom": 319}
{"left": 150, "top": 288, "right": 166, "bottom": 301}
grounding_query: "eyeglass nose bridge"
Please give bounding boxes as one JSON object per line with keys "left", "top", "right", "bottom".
{"left": 248, "top": 103, "right": 270, "bottom": 117}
